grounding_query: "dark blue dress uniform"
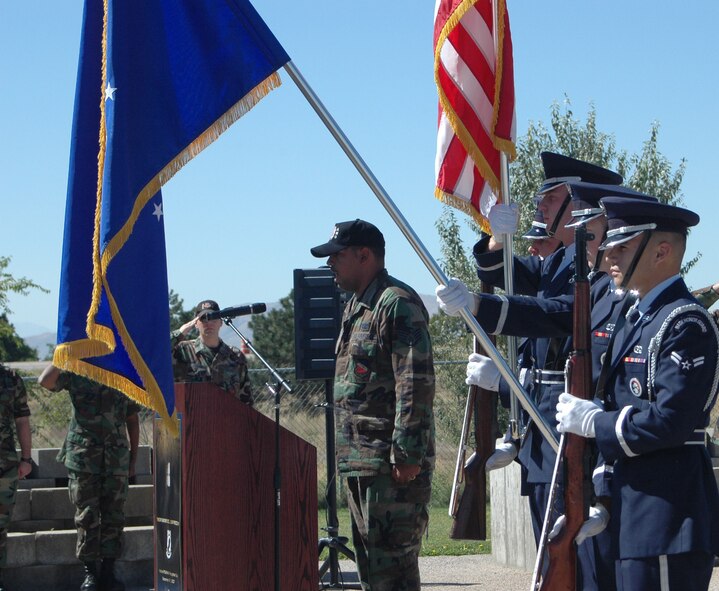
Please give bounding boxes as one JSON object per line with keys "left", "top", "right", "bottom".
{"left": 472, "top": 177, "right": 655, "bottom": 590}
{"left": 474, "top": 239, "right": 574, "bottom": 485}
{"left": 587, "top": 197, "right": 719, "bottom": 590}
{"left": 595, "top": 278, "right": 719, "bottom": 590}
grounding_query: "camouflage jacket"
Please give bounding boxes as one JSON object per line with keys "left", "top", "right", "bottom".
{"left": 694, "top": 285, "right": 719, "bottom": 310}
{"left": 0, "top": 364, "right": 30, "bottom": 470}
{"left": 171, "top": 332, "right": 253, "bottom": 405}
{"left": 53, "top": 373, "right": 140, "bottom": 475}
{"left": 334, "top": 269, "right": 435, "bottom": 476}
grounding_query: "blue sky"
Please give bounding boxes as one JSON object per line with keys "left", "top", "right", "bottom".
{"left": 2, "top": 1, "right": 718, "bottom": 335}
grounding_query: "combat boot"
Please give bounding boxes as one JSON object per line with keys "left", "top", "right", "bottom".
{"left": 100, "top": 558, "right": 125, "bottom": 591}
{"left": 80, "top": 562, "right": 98, "bottom": 591}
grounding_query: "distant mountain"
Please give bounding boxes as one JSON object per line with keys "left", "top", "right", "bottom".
{"left": 22, "top": 332, "right": 56, "bottom": 361}
{"left": 14, "top": 322, "right": 53, "bottom": 339}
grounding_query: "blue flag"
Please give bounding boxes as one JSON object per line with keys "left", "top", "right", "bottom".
{"left": 54, "top": 0, "right": 289, "bottom": 428}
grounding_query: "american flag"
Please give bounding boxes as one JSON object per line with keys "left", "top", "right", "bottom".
{"left": 434, "top": 0, "right": 516, "bottom": 230}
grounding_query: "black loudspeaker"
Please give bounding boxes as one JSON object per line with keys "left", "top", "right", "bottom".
{"left": 293, "top": 268, "right": 348, "bottom": 380}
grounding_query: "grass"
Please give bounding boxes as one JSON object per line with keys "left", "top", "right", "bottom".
{"left": 318, "top": 504, "right": 491, "bottom": 558}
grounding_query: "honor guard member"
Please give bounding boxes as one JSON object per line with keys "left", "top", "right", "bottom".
{"left": 311, "top": 219, "right": 435, "bottom": 591}
{"left": 439, "top": 184, "right": 657, "bottom": 589}
{"left": 39, "top": 366, "right": 140, "bottom": 591}
{"left": 171, "top": 299, "right": 253, "bottom": 405}
{"left": 556, "top": 198, "right": 719, "bottom": 591}
{"left": 0, "top": 364, "right": 32, "bottom": 591}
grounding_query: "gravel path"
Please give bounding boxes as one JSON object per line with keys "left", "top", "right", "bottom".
{"left": 126, "top": 555, "right": 719, "bottom": 590}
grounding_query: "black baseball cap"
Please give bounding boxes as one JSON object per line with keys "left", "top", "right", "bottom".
{"left": 310, "top": 219, "right": 385, "bottom": 257}
{"left": 195, "top": 300, "right": 220, "bottom": 317}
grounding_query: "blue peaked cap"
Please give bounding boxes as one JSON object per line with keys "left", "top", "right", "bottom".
{"left": 599, "top": 197, "right": 699, "bottom": 249}
{"left": 522, "top": 208, "right": 550, "bottom": 239}
{"left": 565, "top": 182, "right": 657, "bottom": 228}
{"left": 537, "top": 152, "right": 623, "bottom": 194}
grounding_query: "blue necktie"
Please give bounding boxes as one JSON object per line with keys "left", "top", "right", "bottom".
{"left": 614, "top": 305, "right": 641, "bottom": 360}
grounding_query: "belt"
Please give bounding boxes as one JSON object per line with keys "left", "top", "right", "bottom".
{"left": 531, "top": 369, "right": 564, "bottom": 386}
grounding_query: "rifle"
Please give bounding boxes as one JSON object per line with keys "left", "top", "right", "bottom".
{"left": 533, "top": 224, "right": 594, "bottom": 590}
{"left": 449, "top": 285, "right": 499, "bottom": 541}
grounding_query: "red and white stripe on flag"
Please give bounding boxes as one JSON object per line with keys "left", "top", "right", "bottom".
{"left": 434, "top": 0, "right": 516, "bottom": 230}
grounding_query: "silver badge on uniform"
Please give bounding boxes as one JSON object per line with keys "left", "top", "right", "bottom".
{"left": 633, "top": 345, "right": 643, "bottom": 355}
{"left": 629, "top": 377, "right": 642, "bottom": 397}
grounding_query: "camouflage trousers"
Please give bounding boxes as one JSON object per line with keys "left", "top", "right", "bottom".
{"left": 0, "top": 465, "right": 19, "bottom": 568}
{"left": 68, "top": 469, "right": 129, "bottom": 561}
{"left": 346, "top": 472, "right": 431, "bottom": 591}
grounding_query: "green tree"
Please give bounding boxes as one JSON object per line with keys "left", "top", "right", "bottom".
{"left": 0, "top": 256, "right": 48, "bottom": 361}
{"left": 0, "top": 314, "right": 38, "bottom": 361}
{"left": 168, "top": 289, "right": 195, "bottom": 331}
{"left": 248, "top": 291, "right": 295, "bottom": 367}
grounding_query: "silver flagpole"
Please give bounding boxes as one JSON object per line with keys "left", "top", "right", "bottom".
{"left": 494, "top": 0, "right": 522, "bottom": 442}
{"left": 499, "top": 155, "right": 522, "bottom": 439}
{"left": 283, "top": 61, "right": 557, "bottom": 450}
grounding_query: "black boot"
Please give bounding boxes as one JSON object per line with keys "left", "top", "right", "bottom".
{"left": 100, "top": 558, "right": 125, "bottom": 591}
{"left": 80, "top": 562, "right": 98, "bottom": 591}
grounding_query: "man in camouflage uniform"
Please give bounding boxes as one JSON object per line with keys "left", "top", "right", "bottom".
{"left": 39, "top": 366, "right": 139, "bottom": 591}
{"left": 171, "top": 299, "right": 253, "bottom": 405}
{"left": 311, "top": 219, "right": 435, "bottom": 591}
{"left": 0, "top": 364, "right": 32, "bottom": 591}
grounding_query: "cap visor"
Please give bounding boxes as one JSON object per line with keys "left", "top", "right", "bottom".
{"left": 310, "top": 241, "right": 345, "bottom": 257}
{"left": 566, "top": 212, "right": 604, "bottom": 229}
{"left": 599, "top": 231, "right": 645, "bottom": 250}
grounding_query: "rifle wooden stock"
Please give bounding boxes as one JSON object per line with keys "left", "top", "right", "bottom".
{"left": 537, "top": 226, "right": 594, "bottom": 591}
{"left": 450, "top": 283, "right": 498, "bottom": 541}
{"left": 449, "top": 383, "right": 497, "bottom": 540}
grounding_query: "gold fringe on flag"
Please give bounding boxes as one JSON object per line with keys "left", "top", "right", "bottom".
{"left": 435, "top": 187, "right": 493, "bottom": 234}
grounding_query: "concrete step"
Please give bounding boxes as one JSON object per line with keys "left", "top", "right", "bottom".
{"left": 8, "top": 525, "right": 153, "bottom": 567}
{"left": 7, "top": 447, "right": 156, "bottom": 589}
{"left": 11, "top": 484, "right": 153, "bottom": 531}
{"left": 5, "top": 526, "right": 154, "bottom": 590}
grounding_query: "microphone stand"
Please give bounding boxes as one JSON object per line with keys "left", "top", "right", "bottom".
{"left": 222, "top": 318, "right": 293, "bottom": 591}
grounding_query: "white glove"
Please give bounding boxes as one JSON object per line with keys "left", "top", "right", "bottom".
{"left": 435, "top": 278, "right": 475, "bottom": 316}
{"left": 556, "top": 392, "right": 602, "bottom": 438}
{"left": 488, "top": 203, "right": 519, "bottom": 242}
{"left": 466, "top": 353, "right": 501, "bottom": 391}
{"left": 485, "top": 440, "right": 518, "bottom": 472}
{"left": 548, "top": 502, "right": 609, "bottom": 546}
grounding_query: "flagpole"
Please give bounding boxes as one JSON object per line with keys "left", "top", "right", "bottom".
{"left": 499, "top": 155, "right": 522, "bottom": 440}
{"left": 494, "top": 0, "right": 522, "bottom": 441}
{"left": 283, "top": 61, "right": 558, "bottom": 450}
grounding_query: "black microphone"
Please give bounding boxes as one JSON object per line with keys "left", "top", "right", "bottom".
{"left": 203, "top": 303, "right": 267, "bottom": 320}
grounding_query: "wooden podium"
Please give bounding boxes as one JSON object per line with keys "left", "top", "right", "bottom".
{"left": 153, "top": 383, "right": 318, "bottom": 590}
